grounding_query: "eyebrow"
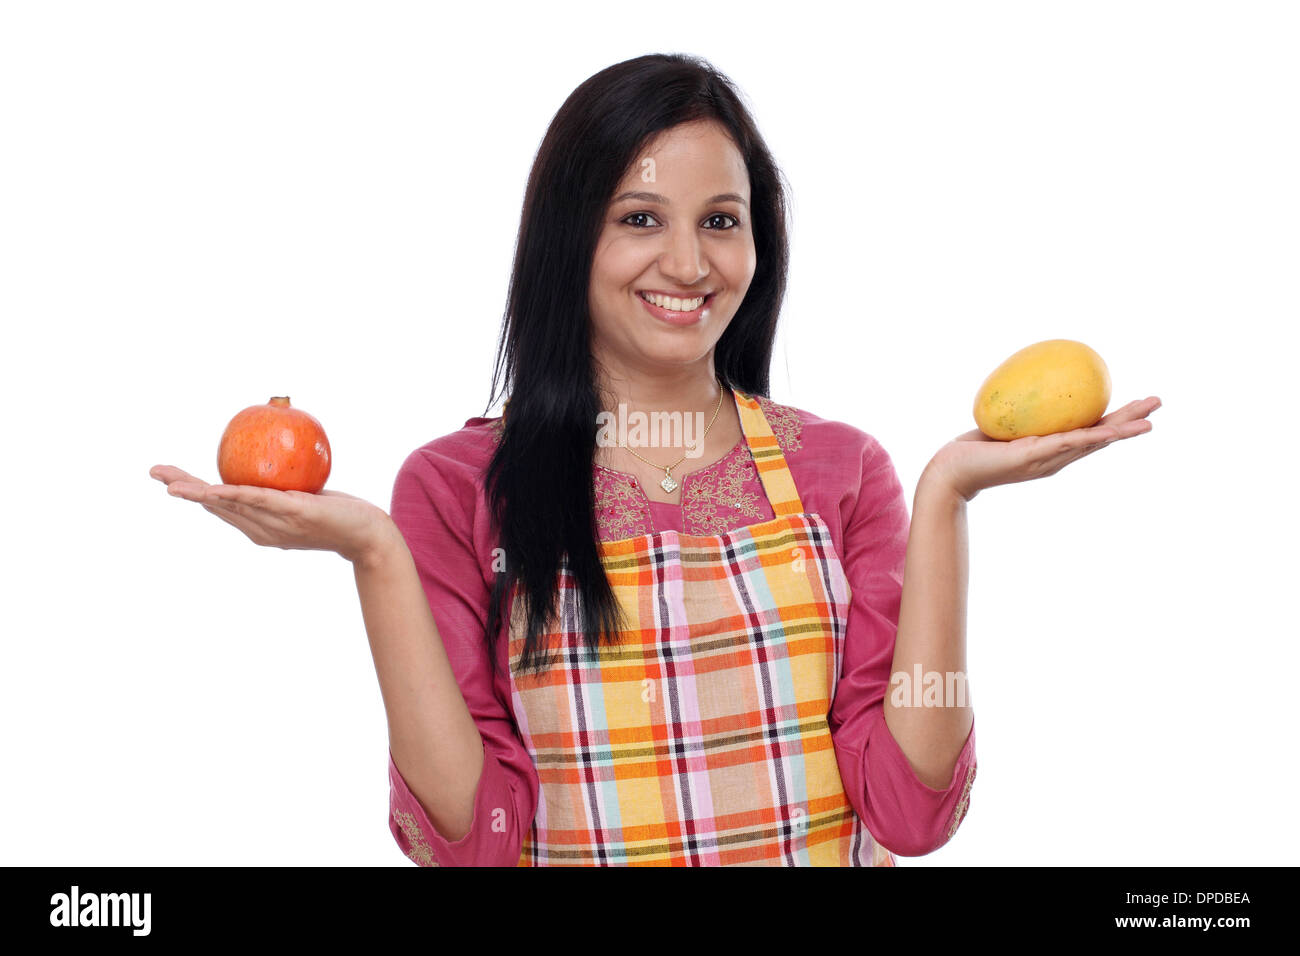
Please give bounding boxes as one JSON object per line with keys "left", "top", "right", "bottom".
{"left": 611, "top": 190, "right": 749, "bottom": 209}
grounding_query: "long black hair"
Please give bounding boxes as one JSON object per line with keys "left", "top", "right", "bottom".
{"left": 480, "top": 53, "right": 791, "bottom": 677}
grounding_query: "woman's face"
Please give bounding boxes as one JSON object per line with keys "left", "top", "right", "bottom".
{"left": 588, "top": 119, "right": 757, "bottom": 379}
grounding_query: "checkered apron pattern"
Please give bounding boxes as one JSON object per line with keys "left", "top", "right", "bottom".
{"left": 505, "top": 388, "right": 896, "bottom": 866}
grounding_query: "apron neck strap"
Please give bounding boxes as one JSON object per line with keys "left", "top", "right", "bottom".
{"left": 732, "top": 388, "right": 805, "bottom": 516}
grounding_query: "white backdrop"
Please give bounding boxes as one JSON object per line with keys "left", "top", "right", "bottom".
{"left": 2, "top": 0, "right": 1295, "bottom": 866}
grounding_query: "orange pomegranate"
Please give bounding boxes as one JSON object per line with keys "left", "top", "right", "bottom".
{"left": 217, "top": 396, "right": 331, "bottom": 493}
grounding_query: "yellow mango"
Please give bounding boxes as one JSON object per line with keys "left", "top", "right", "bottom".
{"left": 973, "top": 339, "right": 1111, "bottom": 440}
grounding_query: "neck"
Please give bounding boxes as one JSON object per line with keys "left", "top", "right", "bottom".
{"left": 594, "top": 363, "right": 725, "bottom": 419}
{"left": 592, "top": 359, "right": 736, "bottom": 465}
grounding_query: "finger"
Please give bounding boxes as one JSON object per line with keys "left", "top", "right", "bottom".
{"left": 1064, "top": 413, "right": 1156, "bottom": 451}
{"left": 151, "top": 465, "right": 210, "bottom": 486}
{"left": 1101, "top": 416, "right": 1155, "bottom": 440}
{"left": 1097, "top": 396, "right": 1162, "bottom": 428}
{"left": 167, "top": 481, "right": 212, "bottom": 502}
{"left": 205, "top": 483, "right": 296, "bottom": 514}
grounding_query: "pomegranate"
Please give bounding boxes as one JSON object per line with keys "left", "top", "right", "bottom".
{"left": 217, "top": 396, "right": 331, "bottom": 493}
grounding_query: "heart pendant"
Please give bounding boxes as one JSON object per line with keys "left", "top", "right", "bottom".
{"left": 660, "top": 475, "right": 679, "bottom": 493}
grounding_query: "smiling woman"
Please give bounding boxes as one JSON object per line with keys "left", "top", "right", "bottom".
{"left": 372, "top": 52, "right": 984, "bottom": 868}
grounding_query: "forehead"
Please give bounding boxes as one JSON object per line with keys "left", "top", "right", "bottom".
{"left": 616, "top": 120, "right": 749, "bottom": 196}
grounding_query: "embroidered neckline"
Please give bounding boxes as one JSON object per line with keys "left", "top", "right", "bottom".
{"left": 592, "top": 436, "right": 746, "bottom": 503}
{"left": 485, "top": 392, "right": 805, "bottom": 538}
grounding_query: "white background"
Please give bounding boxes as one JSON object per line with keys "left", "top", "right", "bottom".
{"left": 2, "top": 0, "right": 1296, "bottom": 866}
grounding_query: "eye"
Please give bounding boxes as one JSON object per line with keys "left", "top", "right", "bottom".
{"left": 704, "top": 213, "right": 740, "bottom": 230}
{"left": 620, "top": 212, "right": 661, "bottom": 228}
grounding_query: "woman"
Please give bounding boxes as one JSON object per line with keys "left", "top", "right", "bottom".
{"left": 151, "top": 53, "right": 1159, "bottom": 866}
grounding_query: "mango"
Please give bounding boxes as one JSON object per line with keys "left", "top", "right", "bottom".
{"left": 973, "top": 339, "right": 1111, "bottom": 440}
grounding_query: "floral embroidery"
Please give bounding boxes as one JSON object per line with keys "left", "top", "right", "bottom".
{"left": 393, "top": 808, "right": 437, "bottom": 867}
{"left": 948, "top": 762, "right": 977, "bottom": 839}
{"left": 682, "top": 444, "right": 764, "bottom": 536}
{"left": 753, "top": 394, "right": 804, "bottom": 455}
{"left": 593, "top": 467, "right": 654, "bottom": 539}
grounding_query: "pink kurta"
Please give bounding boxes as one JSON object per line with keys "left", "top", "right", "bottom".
{"left": 386, "top": 393, "right": 976, "bottom": 866}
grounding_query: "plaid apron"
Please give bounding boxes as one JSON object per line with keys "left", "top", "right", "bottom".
{"left": 506, "top": 388, "right": 896, "bottom": 866}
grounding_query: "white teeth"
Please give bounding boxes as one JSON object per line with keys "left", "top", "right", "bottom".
{"left": 640, "top": 291, "right": 707, "bottom": 312}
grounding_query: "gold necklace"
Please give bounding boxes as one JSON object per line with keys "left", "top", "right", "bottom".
{"left": 617, "top": 380, "right": 726, "bottom": 494}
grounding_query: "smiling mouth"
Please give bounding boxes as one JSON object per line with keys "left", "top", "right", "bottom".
{"left": 636, "top": 290, "right": 715, "bottom": 313}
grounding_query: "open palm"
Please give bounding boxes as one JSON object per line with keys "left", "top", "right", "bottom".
{"left": 926, "top": 396, "right": 1162, "bottom": 502}
{"left": 149, "top": 465, "right": 390, "bottom": 564}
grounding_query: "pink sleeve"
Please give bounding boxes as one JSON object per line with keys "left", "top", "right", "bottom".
{"left": 385, "top": 442, "right": 539, "bottom": 867}
{"left": 828, "top": 434, "right": 977, "bottom": 857}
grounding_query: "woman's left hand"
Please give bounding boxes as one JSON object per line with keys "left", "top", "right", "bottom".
{"left": 923, "top": 396, "right": 1162, "bottom": 502}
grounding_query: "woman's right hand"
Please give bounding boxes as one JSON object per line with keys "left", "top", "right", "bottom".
{"left": 149, "top": 464, "right": 395, "bottom": 566}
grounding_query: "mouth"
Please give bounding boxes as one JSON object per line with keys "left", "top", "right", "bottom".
{"left": 636, "top": 290, "right": 716, "bottom": 314}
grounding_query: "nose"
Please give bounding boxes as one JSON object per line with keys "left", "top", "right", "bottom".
{"left": 658, "top": 223, "right": 708, "bottom": 287}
